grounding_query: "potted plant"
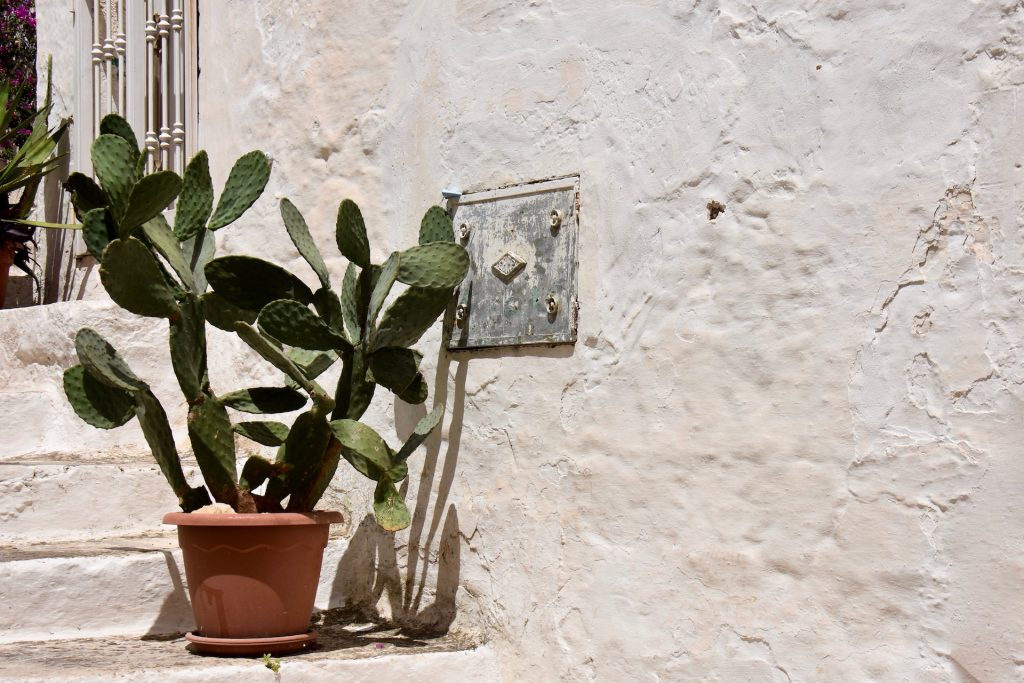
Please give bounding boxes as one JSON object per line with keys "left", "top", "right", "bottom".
{"left": 62, "top": 114, "right": 468, "bottom": 655}
{"left": 0, "top": 56, "right": 71, "bottom": 305}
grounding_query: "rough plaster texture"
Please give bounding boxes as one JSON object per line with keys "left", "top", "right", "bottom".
{"left": 10, "top": 0, "right": 1024, "bottom": 680}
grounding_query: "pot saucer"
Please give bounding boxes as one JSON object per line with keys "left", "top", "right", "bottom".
{"left": 186, "top": 629, "right": 318, "bottom": 656}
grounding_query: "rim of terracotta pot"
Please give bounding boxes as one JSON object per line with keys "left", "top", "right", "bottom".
{"left": 162, "top": 511, "right": 343, "bottom": 527}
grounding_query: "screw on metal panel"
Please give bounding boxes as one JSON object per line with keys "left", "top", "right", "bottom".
{"left": 459, "top": 223, "right": 471, "bottom": 242}
{"left": 455, "top": 304, "right": 468, "bottom": 326}
{"left": 545, "top": 293, "right": 558, "bottom": 315}
{"left": 550, "top": 209, "right": 563, "bottom": 230}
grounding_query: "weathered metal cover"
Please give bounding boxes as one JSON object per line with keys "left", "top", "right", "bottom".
{"left": 446, "top": 176, "right": 579, "bottom": 350}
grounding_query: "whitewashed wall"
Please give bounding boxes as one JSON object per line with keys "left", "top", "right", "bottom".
{"left": 17, "top": 1, "right": 1024, "bottom": 680}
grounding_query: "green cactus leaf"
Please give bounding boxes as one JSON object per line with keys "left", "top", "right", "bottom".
{"left": 395, "top": 404, "right": 444, "bottom": 464}
{"left": 373, "top": 286, "right": 452, "bottom": 350}
{"left": 169, "top": 294, "right": 206, "bottom": 401}
{"left": 135, "top": 388, "right": 211, "bottom": 512}
{"left": 288, "top": 442, "right": 340, "bottom": 512}
{"left": 74, "top": 328, "right": 147, "bottom": 392}
{"left": 368, "top": 347, "right": 422, "bottom": 395}
{"left": 329, "top": 418, "right": 393, "bottom": 481}
{"left": 62, "top": 365, "right": 137, "bottom": 429}
{"left": 388, "top": 458, "right": 409, "bottom": 482}
{"left": 258, "top": 299, "right": 352, "bottom": 352}
{"left": 82, "top": 207, "right": 116, "bottom": 261}
{"left": 66, "top": 172, "right": 108, "bottom": 220}
{"left": 281, "top": 198, "right": 331, "bottom": 289}
{"left": 219, "top": 386, "right": 308, "bottom": 414}
{"left": 174, "top": 151, "right": 214, "bottom": 240}
{"left": 205, "top": 255, "right": 314, "bottom": 311}
{"left": 419, "top": 205, "right": 455, "bottom": 244}
{"left": 99, "top": 114, "right": 139, "bottom": 155}
{"left": 340, "top": 263, "right": 365, "bottom": 343}
{"left": 312, "top": 287, "right": 344, "bottom": 331}
{"left": 234, "top": 421, "right": 290, "bottom": 447}
{"left": 136, "top": 147, "right": 150, "bottom": 176}
{"left": 187, "top": 398, "right": 240, "bottom": 506}
{"left": 100, "top": 237, "right": 181, "bottom": 318}
{"left": 200, "top": 291, "right": 257, "bottom": 332}
{"left": 119, "top": 171, "right": 182, "bottom": 236}
{"left": 239, "top": 454, "right": 291, "bottom": 490}
{"left": 207, "top": 150, "right": 271, "bottom": 230}
{"left": 285, "top": 348, "right": 338, "bottom": 392}
{"left": 281, "top": 410, "right": 334, "bottom": 511}
{"left": 397, "top": 373, "right": 428, "bottom": 405}
{"left": 233, "top": 322, "right": 334, "bottom": 409}
{"left": 396, "top": 242, "right": 469, "bottom": 289}
{"left": 373, "top": 478, "right": 411, "bottom": 531}
{"left": 335, "top": 199, "right": 371, "bottom": 268}
{"left": 141, "top": 214, "right": 194, "bottom": 289}
{"left": 91, "top": 134, "right": 138, "bottom": 220}
{"left": 367, "top": 253, "right": 398, "bottom": 329}
{"left": 343, "top": 349, "right": 376, "bottom": 420}
{"left": 182, "top": 228, "right": 216, "bottom": 293}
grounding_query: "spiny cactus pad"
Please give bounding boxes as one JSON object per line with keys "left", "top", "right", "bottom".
{"left": 187, "top": 398, "right": 239, "bottom": 505}
{"left": 395, "top": 404, "right": 445, "bottom": 463}
{"left": 205, "top": 255, "right": 314, "bottom": 311}
{"left": 373, "top": 286, "right": 453, "bottom": 350}
{"left": 74, "top": 328, "right": 147, "bottom": 392}
{"left": 373, "top": 478, "right": 411, "bottom": 531}
{"left": 336, "top": 199, "right": 371, "bottom": 268}
{"left": 90, "top": 134, "right": 138, "bottom": 220}
{"left": 207, "top": 150, "right": 272, "bottom": 230}
{"left": 182, "top": 229, "right": 216, "bottom": 292}
{"left": 368, "top": 347, "right": 423, "bottom": 394}
{"left": 312, "top": 287, "right": 344, "bottom": 331}
{"left": 66, "top": 173, "right": 108, "bottom": 220}
{"left": 219, "top": 386, "right": 308, "bottom": 414}
{"left": 258, "top": 299, "right": 351, "bottom": 352}
{"left": 234, "top": 421, "right": 290, "bottom": 447}
{"left": 174, "top": 151, "right": 214, "bottom": 240}
{"left": 82, "top": 208, "right": 114, "bottom": 260}
{"left": 340, "top": 263, "right": 365, "bottom": 343}
{"left": 100, "top": 238, "right": 181, "bottom": 318}
{"left": 99, "top": 114, "right": 139, "bottom": 154}
{"left": 397, "top": 242, "right": 469, "bottom": 289}
{"left": 397, "top": 373, "right": 428, "bottom": 405}
{"left": 281, "top": 198, "right": 331, "bottom": 288}
{"left": 280, "top": 410, "right": 334, "bottom": 510}
{"left": 120, "top": 171, "right": 182, "bottom": 237}
{"left": 367, "top": 253, "right": 399, "bottom": 328}
{"left": 142, "top": 215, "right": 194, "bottom": 289}
{"left": 329, "top": 419, "right": 393, "bottom": 481}
{"left": 234, "top": 322, "right": 334, "bottom": 408}
{"left": 239, "top": 454, "right": 290, "bottom": 490}
{"left": 62, "top": 365, "right": 137, "bottom": 429}
{"left": 200, "top": 291, "right": 257, "bottom": 332}
{"left": 419, "top": 205, "right": 455, "bottom": 245}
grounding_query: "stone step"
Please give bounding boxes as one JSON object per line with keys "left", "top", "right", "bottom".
{"left": 0, "top": 460, "right": 201, "bottom": 543}
{"left": 0, "top": 619, "right": 496, "bottom": 682}
{"left": 0, "top": 533, "right": 351, "bottom": 645}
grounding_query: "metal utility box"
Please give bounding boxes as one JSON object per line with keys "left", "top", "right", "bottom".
{"left": 446, "top": 176, "right": 579, "bottom": 351}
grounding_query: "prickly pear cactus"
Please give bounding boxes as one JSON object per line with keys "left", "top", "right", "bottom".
{"left": 63, "top": 114, "right": 468, "bottom": 530}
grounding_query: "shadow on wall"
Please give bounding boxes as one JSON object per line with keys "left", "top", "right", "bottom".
{"left": 327, "top": 352, "right": 470, "bottom": 636}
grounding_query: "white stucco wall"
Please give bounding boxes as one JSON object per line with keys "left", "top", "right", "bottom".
{"left": 12, "top": 1, "right": 1024, "bottom": 680}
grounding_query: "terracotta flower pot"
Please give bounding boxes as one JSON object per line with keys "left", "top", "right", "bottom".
{"left": 163, "top": 510, "right": 343, "bottom": 656}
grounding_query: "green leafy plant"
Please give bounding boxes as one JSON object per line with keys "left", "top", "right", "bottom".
{"left": 63, "top": 114, "right": 468, "bottom": 531}
{"left": 0, "top": 56, "right": 72, "bottom": 300}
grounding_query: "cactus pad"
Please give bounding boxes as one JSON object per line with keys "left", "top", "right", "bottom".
{"left": 367, "top": 253, "right": 399, "bottom": 328}
{"left": 182, "top": 228, "right": 216, "bottom": 292}
{"left": 219, "top": 386, "right": 308, "bottom": 414}
{"left": 82, "top": 208, "right": 115, "bottom": 261}
{"left": 258, "top": 299, "right": 351, "bottom": 352}
{"left": 234, "top": 322, "right": 334, "bottom": 408}
{"left": 62, "top": 365, "right": 137, "bottom": 429}
{"left": 134, "top": 388, "right": 210, "bottom": 512}
{"left": 335, "top": 199, "right": 371, "bottom": 268}
{"left": 373, "top": 478, "right": 411, "bottom": 531}
{"left": 419, "top": 205, "right": 455, "bottom": 244}
{"left": 205, "top": 255, "right": 314, "bottom": 310}
{"left": 397, "top": 242, "right": 469, "bottom": 289}
{"left": 340, "top": 263, "right": 364, "bottom": 343}
{"left": 142, "top": 215, "right": 194, "bottom": 289}
{"left": 174, "top": 151, "right": 214, "bottom": 240}
{"left": 239, "top": 454, "right": 291, "bottom": 490}
{"left": 187, "top": 398, "right": 239, "bottom": 505}
{"left": 91, "top": 134, "right": 138, "bottom": 220}
{"left": 207, "top": 150, "right": 272, "bottom": 230}
{"left": 234, "top": 421, "right": 290, "bottom": 447}
{"left": 368, "top": 347, "right": 422, "bottom": 395}
{"left": 397, "top": 373, "right": 428, "bottom": 405}
{"left": 329, "top": 419, "right": 392, "bottom": 481}
{"left": 65, "top": 173, "right": 108, "bottom": 220}
{"left": 99, "top": 114, "right": 139, "bottom": 155}
{"left": 119, "top": 171, "right": 182, "bottom": 236}
{"left": 373, "top": 286, "right": 452, "bottom": 350}
{"left": 312, "top": 287, "right": 344, "bottom": 331}
{"left": 395, "top": 404, "right": 444, "bottom": 463}
{"left": 74, "top": 328, "right": 147, "bottom": 392}
{"left": 100, "top": 238, "right": 181, "bottom": 318}
{"left": 281, "top": 198, "right": 331, "bottom": 288}
{"left": 200, "top": 291, "right": 256, "bottom": 332}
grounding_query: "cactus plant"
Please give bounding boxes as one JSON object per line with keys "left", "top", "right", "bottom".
{"left": 63, "top": 114, "right": 467, "bottom": 530}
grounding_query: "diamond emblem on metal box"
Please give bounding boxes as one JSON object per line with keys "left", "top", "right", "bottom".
{"left": 492, "top": 251, "right": 527, "bottom": 281}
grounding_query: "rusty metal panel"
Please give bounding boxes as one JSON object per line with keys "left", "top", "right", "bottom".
{"left": 446, "top": 176, "right": 579, "bottom": 350}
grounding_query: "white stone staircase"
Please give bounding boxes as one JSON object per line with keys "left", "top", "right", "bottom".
{"left": 0, "top": 303, "right": 498, "bottom": 681}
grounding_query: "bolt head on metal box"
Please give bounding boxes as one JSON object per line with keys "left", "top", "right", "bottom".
{"left": 446, "top": 176, "right": 579, "bottom": 350}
